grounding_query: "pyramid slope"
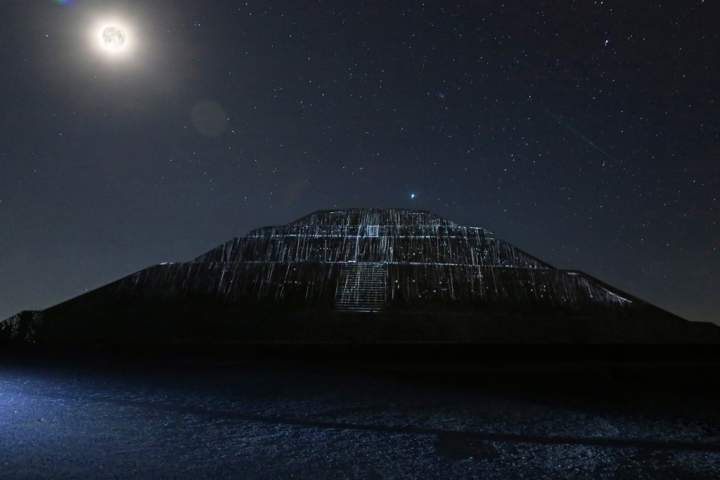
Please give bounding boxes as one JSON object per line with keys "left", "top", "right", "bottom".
{"left": 2, "top": 208, "right": 719, "bottom": 346}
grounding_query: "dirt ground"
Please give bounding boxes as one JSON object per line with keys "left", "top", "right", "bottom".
{"left": 1, "top": 358, "right": 719, "bottom": 479}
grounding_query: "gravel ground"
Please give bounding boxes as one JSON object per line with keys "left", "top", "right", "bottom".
{"left": 1, "top": 360, "right": 719, "bottom": 479}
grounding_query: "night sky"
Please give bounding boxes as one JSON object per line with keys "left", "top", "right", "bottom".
{"left": 0, "top": 1, "right": 718, "bottom": 324}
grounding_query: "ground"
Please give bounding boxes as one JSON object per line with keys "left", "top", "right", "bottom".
{"left": 1, "top": 358, "right": 719, "bottom": 479}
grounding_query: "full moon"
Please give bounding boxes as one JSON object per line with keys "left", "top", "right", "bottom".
{"left": 102, "top": 26, "right": 126, "bottom": 50}
{"left": 90, "top": 18, "right": 134, "bottom": 59}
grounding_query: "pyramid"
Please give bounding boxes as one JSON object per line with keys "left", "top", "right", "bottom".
{"left": 3, "top": 208, "right": 719, "bottom": 345}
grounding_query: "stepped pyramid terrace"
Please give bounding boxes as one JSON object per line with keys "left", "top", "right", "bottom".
{"left": 2, "top": 208, "right": 719, "bottom": 345}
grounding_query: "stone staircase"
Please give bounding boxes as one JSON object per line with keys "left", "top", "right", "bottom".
{"left": 335, "top": 263, "right": 387, "bottom": 313}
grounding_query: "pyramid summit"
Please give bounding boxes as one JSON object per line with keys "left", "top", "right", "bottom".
{"left": 2, "top": 207, "right": 719, "bottom": 345}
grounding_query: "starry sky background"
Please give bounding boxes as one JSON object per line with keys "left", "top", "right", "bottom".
{"left": 0, "top": 0, "right": 718, "bottom": 324}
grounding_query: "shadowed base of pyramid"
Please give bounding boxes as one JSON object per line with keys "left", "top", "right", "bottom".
{"left": 3, "top": 291, "right": 719, "bottom": 347}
